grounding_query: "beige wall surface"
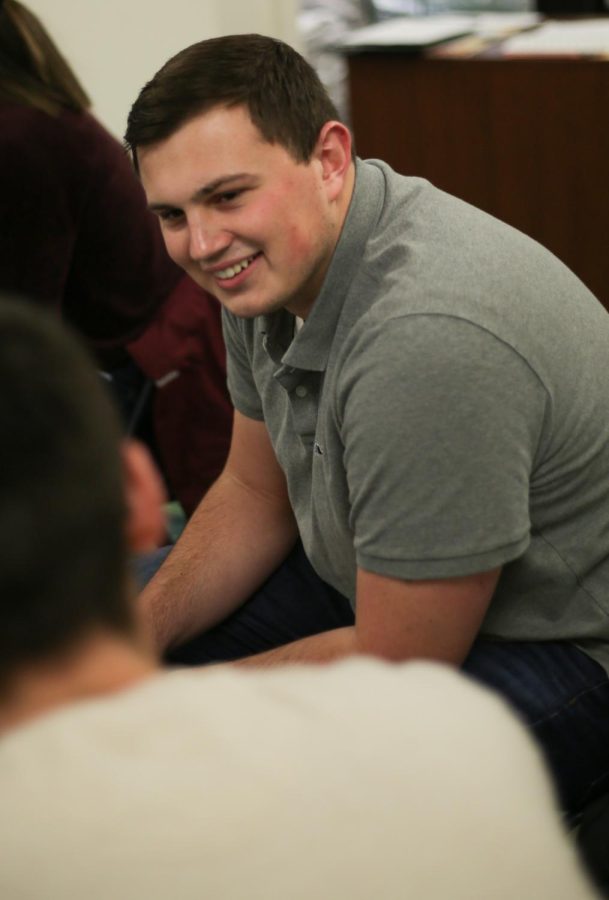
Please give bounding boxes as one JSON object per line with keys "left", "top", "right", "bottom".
{"left": 26, "top": 0, "right": 298, "bottom": 138}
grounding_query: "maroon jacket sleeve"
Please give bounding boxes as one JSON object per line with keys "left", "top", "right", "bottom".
{"left": 128, "top": 276, "right": 233, "bottom": 515}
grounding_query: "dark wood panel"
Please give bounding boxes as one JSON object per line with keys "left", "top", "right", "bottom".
{"left": 348, "top": 53, "right": 609, "bottom": 308}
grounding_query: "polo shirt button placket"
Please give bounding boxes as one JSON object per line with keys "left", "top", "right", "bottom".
{"left": 295, "top": 385, "right": 308, "bottom": 398}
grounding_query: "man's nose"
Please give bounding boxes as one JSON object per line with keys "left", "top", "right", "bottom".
{"left": 188, "top": 217, "right": 231, "bottom": 261}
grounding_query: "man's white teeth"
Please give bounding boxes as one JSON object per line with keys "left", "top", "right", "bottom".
{"left": 217, "top": 255, "right": 256, "bottom": 280}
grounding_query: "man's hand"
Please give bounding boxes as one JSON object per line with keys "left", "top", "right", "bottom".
{"left": 139, "top": 411, "right": 298, "bottom": 652}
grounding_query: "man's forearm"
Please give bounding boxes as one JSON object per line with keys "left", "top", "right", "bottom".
{"left": 233, "top": 626, "right": 358, "bottom": 668}
{"left": 139, "top": 471, "right": 298, "bottom": 652}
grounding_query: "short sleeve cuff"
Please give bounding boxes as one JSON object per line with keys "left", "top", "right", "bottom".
{"left": 356, "top": 535, "right": 530, "bottom": 581}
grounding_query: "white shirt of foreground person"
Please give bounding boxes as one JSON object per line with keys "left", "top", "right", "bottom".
{"left": 0, "top": 659, "right": 598, "bottom": 900}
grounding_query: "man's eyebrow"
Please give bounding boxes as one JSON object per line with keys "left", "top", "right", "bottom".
{"left": 148, "top": 174, "right": 252, "bottom": 213}
{"left": 191, "top": 173, "right": 251, "bottom": 200}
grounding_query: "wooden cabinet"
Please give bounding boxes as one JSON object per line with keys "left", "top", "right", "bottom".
{"left": 347, "top": 50, "right": 609, "bottom": 309}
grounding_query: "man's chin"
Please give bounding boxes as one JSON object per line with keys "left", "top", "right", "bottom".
{"left": 185, "top": 281, "right": 260, "bottom": 318}
{"left": 215, "top": 291, "right": 288, "bottom": 320}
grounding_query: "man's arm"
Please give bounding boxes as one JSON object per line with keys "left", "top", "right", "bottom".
{"left": 234, "top": 565, "right": 501, "bottom": 668}
{"left": 139, "top": 410, "right": 298, "bottom": 652}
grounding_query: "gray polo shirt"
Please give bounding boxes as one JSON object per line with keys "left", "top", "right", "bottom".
{"left": 223, "top": 159, "right": 609, "bottom": 672}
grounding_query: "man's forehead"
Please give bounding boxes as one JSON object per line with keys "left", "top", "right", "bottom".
{"left": 156, "top": 103, "right": 265, "bottom": 151}
{"left": 138, "top": 106, "right": 297, "bottom": 203}
{"left": 143, "top": 106, "right": 269, "bottom": 168}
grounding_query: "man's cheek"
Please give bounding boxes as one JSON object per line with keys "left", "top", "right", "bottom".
{"left": 284, "top": 225, "right": 312, "bottom": 264}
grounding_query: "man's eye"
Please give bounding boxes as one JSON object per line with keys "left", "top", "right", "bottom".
{"left": 216, "top": 190, "right": 242, "bottom": 204}
{"left": 158, "top": 209, "right": 183, "bottom": 224}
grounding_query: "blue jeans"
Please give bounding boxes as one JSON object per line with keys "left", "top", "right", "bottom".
{"left": 462, "top": 640, "right": 609, "bottom": 821}
{"left": 135, "top": 540, "right": 609, "bottom": 821}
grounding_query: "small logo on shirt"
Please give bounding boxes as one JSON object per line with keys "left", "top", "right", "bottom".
{"left": 314, "top": 442, "right": 324, "bottom": 456}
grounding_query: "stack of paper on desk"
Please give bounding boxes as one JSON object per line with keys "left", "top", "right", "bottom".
{"left": 472, "top": 12, "right": 540, "bottom": 38}
{"left": 339, "top": 12, "right": 541, "bottom": 52}
{"left": 339, "top": 15, "right": 475, "bottom": 51}
{"left": 501, "top": 19, "right": 609, "bottom": 56}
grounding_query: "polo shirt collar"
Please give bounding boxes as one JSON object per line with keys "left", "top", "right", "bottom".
{"left": 260, "top": 159, "right": 385, "bottom": 374}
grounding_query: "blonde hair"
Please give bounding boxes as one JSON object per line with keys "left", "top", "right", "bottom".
{"left": 0, "top": 0, "right": 90, "bottom": 115}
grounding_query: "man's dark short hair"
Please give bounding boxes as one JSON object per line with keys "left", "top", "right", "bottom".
{"left": 0, "top": 298, "right": 132, "bottom": 691}
{"left": 125, "top": 33, "right": 351, "bottom": 167}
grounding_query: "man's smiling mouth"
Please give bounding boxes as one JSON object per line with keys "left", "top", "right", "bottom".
{"left": 216, "top": 253, "right": 260, "bottom": 281}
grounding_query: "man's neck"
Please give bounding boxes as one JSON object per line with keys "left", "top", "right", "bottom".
{"left": 0, "top": 632, "right": 158, "bottom": 734}
{"left": 286, "top": 160, "right": 357, "bottom": 322}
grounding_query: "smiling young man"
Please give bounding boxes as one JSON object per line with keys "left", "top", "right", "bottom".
{"left": 125, "top": 34, "right": 609, "bottom": 820}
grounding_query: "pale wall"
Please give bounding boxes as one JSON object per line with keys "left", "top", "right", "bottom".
{"left": 26, "top": 0, "right": 299, "bottom": 138}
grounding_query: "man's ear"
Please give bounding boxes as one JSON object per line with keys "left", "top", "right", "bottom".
{"left": 315, "top": 121, "right": 354, "bottom": 202}
{"left": 121, "top": 440, "right": 167, "bottom": 553}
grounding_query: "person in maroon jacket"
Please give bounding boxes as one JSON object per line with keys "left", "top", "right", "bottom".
{"left": 0, "top": 0, "right": 232, "bottom": 514}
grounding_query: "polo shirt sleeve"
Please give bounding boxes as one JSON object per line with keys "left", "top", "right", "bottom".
{"left": 335, "top": 313, "right": 547, "bottom": 580}
{"left": 222, "top": 309, "right": 265, "bottom": 420}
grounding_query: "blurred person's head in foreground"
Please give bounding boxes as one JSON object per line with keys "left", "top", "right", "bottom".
{"left": 0, "top": 297, "right": 165, "bottom": 730}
